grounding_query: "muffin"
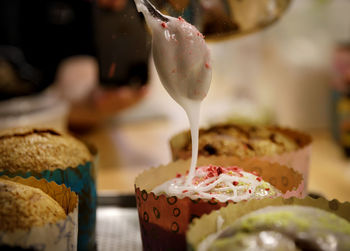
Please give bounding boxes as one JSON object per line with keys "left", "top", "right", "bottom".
{"left": 200, "top": 205, "right": 350, "bottom": 251}
{"left": 171, "top": 124, "right": 302, "bottom": 159}
{"left": 135, "top": 156, "right": 304, "bottom": 251}
{"left": 187, "top": 196, "right": 350, "bottom": 251}
{"left": 0, "top": 176, "right": 78, "bottom": 251}
{"left": 0, "top": 178, "right": 66, "bottom": 231}
{"left": 170, "top": 124, "right": 312, "bottom": 193}
{"left": 0, "top": 127, "right": 91, "bottom": 173}
{"left": 0, "top": 127, "right": 96, "bottom": 251}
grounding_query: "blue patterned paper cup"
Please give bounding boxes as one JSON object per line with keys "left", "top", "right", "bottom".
{"left": 0, "top": 128, "right": 97, "bottom": 251}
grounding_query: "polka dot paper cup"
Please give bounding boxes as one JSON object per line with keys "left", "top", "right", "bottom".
{"left": 135, "top": 156, "right": 304, "bottom": 251}
{"left": 187, "top": 196, "right": 350, "bottom": 250}
{"left": 170, "top": 125, "right": 312, "bottom": 197}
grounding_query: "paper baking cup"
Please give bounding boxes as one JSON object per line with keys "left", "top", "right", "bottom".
{"left": 169, "top": 126, "right": 312, "bottom": 196}
{"left": 187, "top": 196, "right": 350, "bottom": 250}
{"left": 0, "top": 176, "right": 78, "bottom": 251}
{"left": 135, "top": 156, "right": 304, "bottom": 251}
{"left": 0, "top": 160, "right": 97, "bottom": 251}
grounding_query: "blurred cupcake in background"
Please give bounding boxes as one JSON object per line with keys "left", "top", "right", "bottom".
{"left": 170, "top": 123, "right": 311, "bottom": 195}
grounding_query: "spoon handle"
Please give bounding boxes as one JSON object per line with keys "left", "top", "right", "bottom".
{"left": 141, "top": 0, "right": 169, "bottom": 22}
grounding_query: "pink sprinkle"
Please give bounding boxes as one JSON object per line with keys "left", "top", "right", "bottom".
{"left": 197, "top": 32, "right": 205, "bottom": 38}
{"left": 161, "top": 22, "right": 167, "bottom": 28}
{"left": 182, "top": 190, "right": 188, "bottom": 193}
{"left": 217, "top": 167, "right": 223, "bottom": 175}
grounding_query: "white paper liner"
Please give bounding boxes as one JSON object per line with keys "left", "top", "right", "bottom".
{"left": 0, "top": 176, "right": 78, "bottom": 251}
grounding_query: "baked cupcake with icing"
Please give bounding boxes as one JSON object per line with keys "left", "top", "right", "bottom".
{"left": 0, "top": 127, "right": 96, "bottom": 251}
{"left": 188, "top": 196, "right": 350, "bottom": 251}
{"left": 135, "top": 156, "right": 304, "bottom": 251}
{"left": 0, "top": 176, "right": 78, "bottom": 251}
{"left": 200, "top": 206, "right": 350, "bottom": 251}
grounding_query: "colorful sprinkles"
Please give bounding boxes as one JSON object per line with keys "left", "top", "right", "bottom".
{"left": 152, "top": 165, "right": 280, "bottom": 203}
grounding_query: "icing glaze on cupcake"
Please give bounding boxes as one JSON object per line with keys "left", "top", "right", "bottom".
{"left": 153, "top": 165, "right": 280, "bottom": 203}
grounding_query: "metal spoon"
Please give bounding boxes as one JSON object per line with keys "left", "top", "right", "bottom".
{"left": 139, "top": 0, "right": 169, "bottom": 22}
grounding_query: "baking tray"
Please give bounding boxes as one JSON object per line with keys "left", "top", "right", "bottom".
{"left": 96, "top": 194, "right": 142, "bottom": 251}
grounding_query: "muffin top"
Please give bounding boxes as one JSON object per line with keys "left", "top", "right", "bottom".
{"left": 0, "top": 127, "right": 92, "bottom": 173}
{"left": 181, "top": 124, "right": 300, "bottom": 159}
{"left": 0, "top": 178, "right": 66, "bottom": 232}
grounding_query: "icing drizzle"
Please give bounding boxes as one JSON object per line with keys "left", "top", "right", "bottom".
{"left": 153, "top": 165, "right": 280, "bottom": 203}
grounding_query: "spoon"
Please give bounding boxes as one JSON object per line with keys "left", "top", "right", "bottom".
{"left": 134, "top": 0, "right": 212, "bottom": 185}
{"left": 138, "top": 0, "right": 169, "bottom": 22}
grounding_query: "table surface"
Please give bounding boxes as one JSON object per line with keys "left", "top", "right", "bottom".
{"left": 83, "top": 119, "right": 350, "bottom": 202}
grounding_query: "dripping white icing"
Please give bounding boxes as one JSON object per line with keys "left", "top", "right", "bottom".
{"left": 152, "top": 165, "right": 281, "bottom": 203}
{"left": 134, "top": 1, "right": 212, "bottom": 184}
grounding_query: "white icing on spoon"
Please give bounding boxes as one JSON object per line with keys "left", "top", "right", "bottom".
{"left": 134, "top": 0, "right": 212, "bottom": 184}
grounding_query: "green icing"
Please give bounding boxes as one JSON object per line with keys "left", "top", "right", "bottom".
{"left": 205, "top": 206, "right": 350, "bottom": 251}
{"left": 208, "top": 232, "right": 300, "bottom": 251}
{"left": 239, "top": 211, "right": 310, "bottom": 232}
{"left": 318, "top": 213, "right": 350, "bottom": 235}
{"left": 208, "top": 232, "right": 250, "bottom": 251}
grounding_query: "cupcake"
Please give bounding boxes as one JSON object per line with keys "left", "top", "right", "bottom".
{"left": 0, "top": 127, "right": 96, "bottom": 251}
{"left": 170, "top": 124, "right": 312, "bottom": 194}
{"left": 188, "top": 196, "right": 350, "bottom": 251}
{"left": 0, "top": 176, "right": 78, "bottom": 251}
{"left": 135, "top": 156, "right": 304, "bottom": 251}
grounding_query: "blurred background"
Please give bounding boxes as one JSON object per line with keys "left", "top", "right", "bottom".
{"left": 2, "top": 0, "right": 350, "bottom": 249}
{"left": 1, "top": 0, "right": 350, "bottom": 200}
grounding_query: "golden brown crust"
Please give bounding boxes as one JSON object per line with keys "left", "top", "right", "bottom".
{"left": 0, "top": 127, "right": 92, "bottom": 173}
{"left": 0, "top": 178, "right": 66, "bottom": 232}
{"left": 171, "top": 124, "right": 311, "bottom": 160}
